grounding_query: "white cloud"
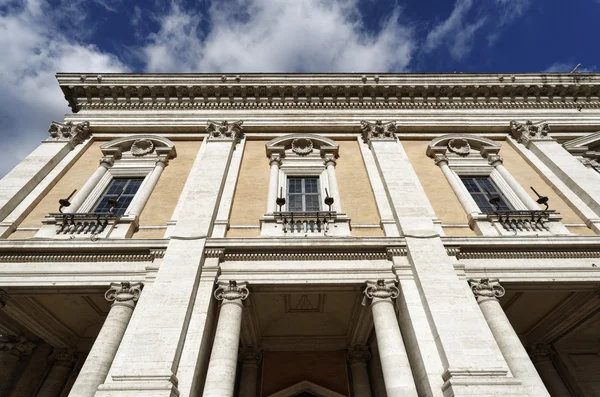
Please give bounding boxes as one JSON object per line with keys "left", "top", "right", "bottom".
{"left": 141, "top": 0, "right": 414, "bottom": 73}
{"left": 0, "top": 0, "right": 128, "bottom": 177}
{"left": 543, "top": 62, "right": 597, "bottom": 73}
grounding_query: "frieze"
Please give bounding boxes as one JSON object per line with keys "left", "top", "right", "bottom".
{"left": 220, "top": 251, "right": 392, "bottom": 261}
{"left": 0, "top": 250, "right": 165, "bottom": 263}
{"left": 446, "top": 249, "right": 600, "bottom": 259}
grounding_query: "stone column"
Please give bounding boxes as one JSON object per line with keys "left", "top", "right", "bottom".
{"left": 68, "top": 282, "right": 142, "bottom": 397}
{"left": 347, "top": 345, "right": 372, "bottom": 397}
{"left": 434, "top": 154, "right": 480, "bottom": 216}
{"left": 488, "top": 155, "right": 540, "bottom": 210}
{"left": 324, "top": 153, "right": 342, "bottom": 212}
{"left": 530, "top": 344, "right": 573, "bottom": 397}
{"left": 0, "top": 121, "right": 90, "bottom": 221}
{"left": 510, "top": 120, "right": 600, "bottom": 217}
{"left": 0, "top": 335, "right": 35, "bottom": 394}
{"left": 469, "top": 278, "right": 550, "bottom": 397}
{"left": 266, "top": 154, "right": 282, "bottom": 214}
{"left": 238, "top": 347, "right": 262, "bottom": 397}
{"left": 364, "top": 280, "right": 417, "bottom": 397}
{"left": 126, "top": 158, "right": 168, "bottom": 216}
{"left": 66, "top": 157, "right": 113, "bottom": 213}
{"left": 203, "top": 280, "right": 249, "bottom": 397}
{"left": 37, "top": 349, "right": 76, "bottom": 397}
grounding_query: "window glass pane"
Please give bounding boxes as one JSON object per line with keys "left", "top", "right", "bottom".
{"left": 460, "top": 176, "right": 513, "bottom": 214}
{"left": 287, "top": 177, "right": 320, "bottom": 212}
{"left": 288, "top": 194, "right": 303, "bottom": 212}
{"left": 304, "top": 178, "right": 319, "bottom": 193}
{"left": 93, "top": 177, "right": 144, "bottom": 215}
{"left": 288, "top": 178, "right": 302, "bottom": 193}
{"left": 305, "top": 195, "right": 320, "bottom": 211}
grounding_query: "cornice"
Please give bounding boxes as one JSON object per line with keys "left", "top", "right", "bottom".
{"left": 56, "top": 72, "right": 600, "bottom": 113}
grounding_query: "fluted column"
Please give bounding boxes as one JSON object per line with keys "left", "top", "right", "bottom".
{"left": 324, "top": 154, "right": 342, "bottom": 212}
{"left": 0, "top": 335, "right": 35, "bottom": 394}
{"left": 69, "top": 282, "right": 142, "bottom": 397}
{"left": 238, "top": 347, "right": 262, "bottom": 397}
{"left": 127, "top": 158, "right": 168, "bottom": 216}
{"left": 469, "top": 278, "right": 550, "bottom": 397}
{"left": 364, "top": 280, "right": 417, "bottom": 397}
{"left": 530, "top": 344, "right": 573, "bottom": 397}
{"left": 203, "top": 281, "right": 249, "bottom": 397}
{"left": 347, "top": 345, "right": 372, "bottom": 397}
{"left": 37, "top": 349, "right": 76, "bottom": 397}
{"left": 266, "top": 154, "right": 282, "bottom": 214}
{"left": 66, "top": 157, "right": 113, "bottom": 213}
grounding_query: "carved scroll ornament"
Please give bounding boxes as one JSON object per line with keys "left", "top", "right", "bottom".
{"left": 360, "top": 120, "right": 397, "bottom": 144}
{"left": 214, "top": 280, "right": 249, "bottom": 301}
{"left": 105, "top": 282, "right": 143, "bottom": 304}
{"left": 47, "top": 121, "right": 90, "bottom": 145}
{"left": 469, "top": 278, "right": 505, "bottom": 301}
{"left": 363, "top": 279, "right": 399, "bottom": 302}
{"left": 510, "top": 120, "right": 551, "bottom": 146}
{"left": 206, "top": 120, "right": 244, "bottom": 142}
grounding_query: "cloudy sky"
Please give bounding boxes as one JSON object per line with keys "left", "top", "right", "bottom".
{"left": 0, "top": 0, "right": 598, "bottom": 177}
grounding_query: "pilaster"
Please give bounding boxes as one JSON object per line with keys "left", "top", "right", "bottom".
{"left": 97, "top": 121, "right": 243, "bottom": 397}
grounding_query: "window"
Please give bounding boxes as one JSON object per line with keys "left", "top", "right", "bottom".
{"left": 460, "top": 176, "right": 513, "bottom": 214}
{"left": 93, "top": 177, "right": 144, "bottom": 216}
{"left": 287, "top": 177, "right": 321, "bottom": 212}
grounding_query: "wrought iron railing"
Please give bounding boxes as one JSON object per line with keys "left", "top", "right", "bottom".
{"left": 49, "top": 212, "right": 120, "bottom": 235}
{"left": 273, "top": 211, "right": 337, "bottom": 234}
{"left": 487, "top": 210, "right": 555, "bottom": 232}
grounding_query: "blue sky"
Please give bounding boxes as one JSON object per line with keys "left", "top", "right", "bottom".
{"left": 0, "top": 0, "right": 599, "bottom": 177}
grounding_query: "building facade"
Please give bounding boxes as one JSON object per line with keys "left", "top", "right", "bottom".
{"left": 0, "top": 72, "right": 599, "bottom": 397}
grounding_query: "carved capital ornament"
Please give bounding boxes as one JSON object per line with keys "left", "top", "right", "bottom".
{"left": 215, "top": 280, "right": 249, "bottom": 302}
{"left": 510, "top": 120, "right": 552, "bottom": 146}
{"left": 105, "top": 282, "right": 143, "bottom": 305}
{"left": 346, "top": 345, "right": 372, "bottom": 364}
{"left": 469, "top": 278, "right": 505, "bottom": 301}
{"left": 206, "top": 120, "right": 244, "bottom": 143}
{"left": 363, "top": 279, "right": 399, "bottom": 302}
{"left": 0, "top": 335, "right": 36, "bottom": 358}
{"left": 360, "top": 120, "right": 397, "bottom": 144}
{"left": 238, "top": 347, "right": 263, "bottom": 364}
{"left": 47, "top": 121, "right": 91, "bottom": 145}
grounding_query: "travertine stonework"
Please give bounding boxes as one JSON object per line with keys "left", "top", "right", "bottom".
{"left": 0, "top": 72, "right": 600, "bottom": 397}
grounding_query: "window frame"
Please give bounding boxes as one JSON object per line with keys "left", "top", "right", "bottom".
{"left": 92, "top": 177, "right": 146, "bottom": 215}
{"left": 459, "top": 175, "right": 514, "bottom": 214}
{"left": 286, "top": 176, "right": 322, "bottom": 212}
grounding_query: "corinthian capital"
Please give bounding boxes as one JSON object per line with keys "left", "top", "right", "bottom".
{"left": 360, "top": 120, "right": 397, "bottom": 144}
{"left": 469, "top": 278, "right": 505, "bottom": 301}
{"left": 346, "top": 345, "right": 371, "bottom": 364}
{"left": 529, "top": 343, "right": 556, "bottom": 363}
{"left": 510, "top": 120, "right": 551, "bottom": 146}
{"left": 363, "top": 279, "right": 399, "bottom": 303}
{"left": 105, "top": 282, "right": 143, "bottom": 305}
{"left": 0, "top": 335, "right": 36, "bottom": 358}
{"left": 206, "top": 120, "right": 244, "bottom": 143}
{"left": 214, "top": 280, "right": 249, "bottom": 302}
{"left": 48, "top": 348, "right": 76, "bottom": 367}
{"left": 47, "top": 121, "right": 91, "bottom": 145}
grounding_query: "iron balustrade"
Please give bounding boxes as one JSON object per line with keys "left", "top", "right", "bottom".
{"left": 49, "top": 212, "right": 120, "bottom": 235}
{"left": 487, "top": 210, "right": 555, "bottom": 232}
{"left": 273, "top": 211, "right": 337, "bottom": 234}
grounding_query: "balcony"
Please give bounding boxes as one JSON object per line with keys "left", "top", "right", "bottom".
{"left": 38, "top": 212, "right": 125, "bottom": 239}
{"left": 260, "top": 211, "right": 351, "bottom": 237}
{"left": 486, "top": 210, "right": 556, "bottom": 232}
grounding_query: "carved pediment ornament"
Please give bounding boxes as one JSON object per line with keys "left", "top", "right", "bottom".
{"left": 447, "top": 138, "right": 471, "bottom": 156}
{"left": 131, "top": 139, "right": 155, "bottom": 156}
{"left": 468, "top": 278, "right": 505, "bottom": 301}
{"left": 291, "top": 138, "right": 313, "bottom": 156}
{"left": 206, "top": 120, "right": 244, "bottom": 142}
{"left": 360, "top": 120, "right": 397, "bottom": 144}
{"left": 47, "top": 120, "right": 90, "bottom": 145}
{"left": 510, "top": 120, "right": 551, "bottom": 146}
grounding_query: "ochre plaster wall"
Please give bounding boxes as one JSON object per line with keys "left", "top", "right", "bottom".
{"left": 500, "top": 142, "right": 590, "bottom": 229}
{"left": 228, "top": 140, "right": 271, "bottom": 237}
{"left": 402, "top": 140, "right": 472, "bottom": 233}
{"left": 261, "top": 351, "right": 348, "bottom": 396}
{"left": 337, "top": 140, "right": 383, "bottom": 236}
{"left": 18, "top": 141, "right": 105, "bottom": 228}
{"left": 132, "top": 140, "right": 202, "bottom": 237}
{"left": 227, "top": 139, "right": 383, "bottom": 237}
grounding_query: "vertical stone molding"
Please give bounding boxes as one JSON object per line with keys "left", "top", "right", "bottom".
{"left": 347, "top": 345, "right": 373, "bottom": 397}
{"left": 126, "top": 157, "right": 169, "bottom": 217}
{"left": 363, "top": 280, "right": 417, "bottom": 397}
{"left": 530, "top": 344, "right": 572, "bottom": 397}
{"left": 469, "top": 278, "right": 550, "bottom": 397}
{"left": 47, "top": 121, "right": 91, "bottom": 146}
{"left": 65, "top": 157, "right": 113, "bottom": 213}
{"left": 510, "top": 120, "right": 551, "bottom": 147}
{"left": 206, "top": 120, "right": 244, "bottom": 143}
{"left": 203, "top": 281, "right": 249, "bottom": 397}
{"left": 0, "top": 335, "right": 36, "bottom": 392}
{"left": 69, "top": 282, "right": 142, "bottom": 397}
{"left": 360, "top": 120, "right": 397, "bottom": 145}
{"left": 37, "top": 348, "right": 76, "bottom": 397}
{"left": 323, "top": 153, "right": 342, "bottom": 212}
{"left": 238, "top": 347, "right": 262, "bottom": 397}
